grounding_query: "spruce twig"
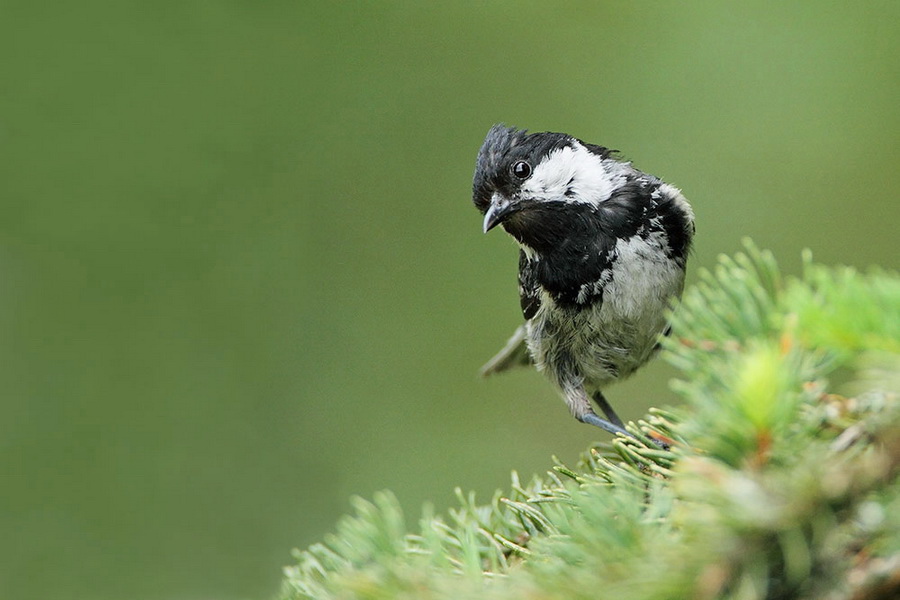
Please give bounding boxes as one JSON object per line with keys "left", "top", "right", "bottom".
{"left": 281, "top": 241, "right": 900, "bottom": 600}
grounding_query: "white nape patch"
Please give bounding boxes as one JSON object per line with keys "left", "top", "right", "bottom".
{"left": 521, "top": 142, "right": 629, "bottom": 205}
{"left": 660, "top": 182, "right": 695, "bottom": 224}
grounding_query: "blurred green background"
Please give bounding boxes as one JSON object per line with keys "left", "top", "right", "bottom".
{"left": 1, "top": 2, "right": 897, "bottom": 599}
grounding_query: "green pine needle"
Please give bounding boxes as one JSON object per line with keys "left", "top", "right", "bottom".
{"left": 281, "top": 241, "right": 900, "bottom": 600}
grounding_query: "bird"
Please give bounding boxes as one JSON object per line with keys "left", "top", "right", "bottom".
{"left": 472, "top": 124, "right": 695, "bottom": 438}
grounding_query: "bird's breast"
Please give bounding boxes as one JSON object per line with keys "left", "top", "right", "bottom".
{"left": 525, "top": 232, "right": 685, "bottom": 389}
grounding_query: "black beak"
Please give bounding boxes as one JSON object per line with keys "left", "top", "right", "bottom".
{"left": 482, "top": 193, "right": 516, "bottom": 233}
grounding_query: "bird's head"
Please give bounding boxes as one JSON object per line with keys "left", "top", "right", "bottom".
{"left": 472, "top": 124, "right": 630, "bottom": 250}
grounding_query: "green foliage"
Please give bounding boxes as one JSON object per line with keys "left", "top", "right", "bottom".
{"left": 280, "top": 241, "right": 900, "bottom": 600}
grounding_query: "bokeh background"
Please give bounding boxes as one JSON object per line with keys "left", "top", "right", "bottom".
{"left": 1, "top": 2, "right": 897, "bottom": 599}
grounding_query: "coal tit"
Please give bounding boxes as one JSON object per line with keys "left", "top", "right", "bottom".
{"left": 472, "top": 125, "right": 694, "bottom": 438}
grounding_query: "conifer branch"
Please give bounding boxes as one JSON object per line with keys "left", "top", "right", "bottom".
{"left": 281, "top": 240, "right": 900, "bottom": 600}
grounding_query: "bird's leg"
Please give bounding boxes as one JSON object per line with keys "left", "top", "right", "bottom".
{"left": 564, "top": 384, "right": 633, "bottom": 438}
{"left": 593, "top": 390, "right": 671, "bottom": 450}
{"left": 590, "top": 391, "right": 625, "bottom": 429}
{"left": 578, "top": 412, "right": 632, "bottom": 437}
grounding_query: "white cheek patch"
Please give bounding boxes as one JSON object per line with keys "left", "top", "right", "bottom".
{"left": 521, "top": 142, "right": 628, "bottom": 206}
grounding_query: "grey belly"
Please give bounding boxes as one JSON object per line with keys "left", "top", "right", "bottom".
{"left": 526, "top": 304, "right": 665, "bottom": 391}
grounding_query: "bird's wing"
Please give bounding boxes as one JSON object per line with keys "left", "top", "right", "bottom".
{"left": 518, "top": 249, "right": 541, "bottom": 320}
{"left": 480, "top": 324, "right": 531, "bottom": 376}
{"left": 480, "top": 251, "right": 541, "bottom": 377}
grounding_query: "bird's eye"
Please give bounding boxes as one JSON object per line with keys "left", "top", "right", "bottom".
{"left": 511, "top": 160, "right": 532, "bottom": 180}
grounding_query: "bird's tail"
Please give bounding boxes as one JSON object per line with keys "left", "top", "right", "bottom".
{"left": 480, "top": 325, "right": 532, "bottom": 376}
